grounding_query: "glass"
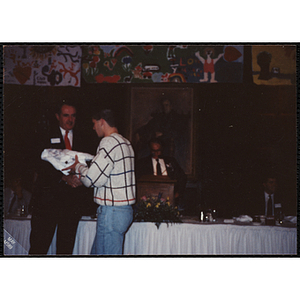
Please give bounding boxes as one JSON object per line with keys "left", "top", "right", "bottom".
{"left": 206, "top": 209, "right": 213, "bottom": 222}
{"left": 16, "top": 208, "right": 21, "bottom": 217}
{"left": 276, "top": 210, "right": 284, "bottom": 225}
{"left": 212, "top": 209, "right": 218, "bottom": 222}
{"left": 20, "top": 205, "right": 26, "bottom": 217}
{"left": 253, "top": 215, "right": 261, "bottom": 223}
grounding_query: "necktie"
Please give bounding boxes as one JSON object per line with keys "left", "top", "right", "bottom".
{"left": 156, "top": 159, "right": 162, "bottom": 175}
{"left": 64, "top": 130, "right": 72, "bottom": 150}
{"left": 267, "top": 194, "right": 273, "bottom": 216}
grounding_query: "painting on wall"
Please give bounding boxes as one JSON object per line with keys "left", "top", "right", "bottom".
{"left": 3, "top": 45, "right": 82, "bottom": 87}
{"left": 252, "top": 45, "right": 296, "bottom": 85}
{"left": 130, "top": 87, "right": 194, "bottom": 176}
{"left": 82, "top": 45, "right": 244, "bottom": 84}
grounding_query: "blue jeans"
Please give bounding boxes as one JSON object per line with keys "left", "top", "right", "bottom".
{"left": 91, "top": 205, "right": 133, "bottom": 255}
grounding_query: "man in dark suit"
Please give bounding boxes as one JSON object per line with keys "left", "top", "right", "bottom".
{"left": 248, "top": 175, "right": 283, "bottom": 218}
{"left": 29, "top": 100, "right": 96, "bottom": 255}
{"left": 136, "top": 138, "right": 187, "bottom": 206}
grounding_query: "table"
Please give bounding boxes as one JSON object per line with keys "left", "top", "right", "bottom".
{"left": 124, "top": 222, "right": 297, "bottom": 255}
{"left": 3, "top": 217, "right": 297, "bottom": 256}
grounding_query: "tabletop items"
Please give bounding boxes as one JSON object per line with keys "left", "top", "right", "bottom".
{"left": 6, "top": 205, "right": 29, "bottom": 218}
{"left": 234, "top": 215, "right": 253, "bottom": 223}
{"left": 199, "top": 208, "right": 218, "bottom": 222}
{"left": 197, "top": 207, "right": 296, "bottom": 227}
{"left": 19, "top": 205, "right": 26, "bottom": 217}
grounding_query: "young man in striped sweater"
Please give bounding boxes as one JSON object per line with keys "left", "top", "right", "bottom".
{"left": 65, "top": 109, "right": 136, "bottom": 255}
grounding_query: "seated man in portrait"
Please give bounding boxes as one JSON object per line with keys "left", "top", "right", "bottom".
{"left": 136, "top": 138, "right": 187, "bottom": 208}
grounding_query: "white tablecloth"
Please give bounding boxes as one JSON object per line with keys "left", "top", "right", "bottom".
{"left": 3, "top": 218, "right": 297, "bottom": 255}
{"left": 3, "top": 218, "right": 60, "bottom": 255}
{"left": 124, "top": 222, "right": 297, "bottom": 255}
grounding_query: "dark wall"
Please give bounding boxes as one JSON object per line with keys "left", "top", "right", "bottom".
{"left": 3, "top": 68, "right": 297, "bottom": 217}
{"left": 194, "top": 83, "right": 297, "bottom": 217}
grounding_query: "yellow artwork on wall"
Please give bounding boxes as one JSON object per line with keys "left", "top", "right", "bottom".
{"left": 252, "top": 45, "right": 296, "bottom": 85}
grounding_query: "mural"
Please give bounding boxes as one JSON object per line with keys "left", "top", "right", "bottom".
{"left": 82, "top": 45, "right": 244, "bottom": 83}
{"left": 3, "top": 45, "right": 82, "bottom": 87}
{"left": 252, "top": 45, "right": 296, "bottom": 85}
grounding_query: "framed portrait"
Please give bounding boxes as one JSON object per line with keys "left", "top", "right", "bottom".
{"left": 130, "top": 87, "right": 194, "bottom": 176}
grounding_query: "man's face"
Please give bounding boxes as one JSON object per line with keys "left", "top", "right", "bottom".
{"left": 263, "top": 178, "right": 277, "bottom": 194}
{"left": 162, "top": 99, "right": 171, "bottom": 114}
{"left": 12, "top": 178, "right": 22, "bottom": 191}
{"left": 92, "top": 118, "right": 104, "bottom": 138}
{"left": 56, "top": 105, "right": 76, "bottom": 131}
{"left": 150, "top": 142, "right": 162, "bottom": 159}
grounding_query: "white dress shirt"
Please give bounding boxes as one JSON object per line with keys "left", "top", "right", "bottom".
{"left": 152, "top": 158, "right": 168, "bottom": 176}
{"left": 59, "top": 127, "right": 73, "bottom": 148}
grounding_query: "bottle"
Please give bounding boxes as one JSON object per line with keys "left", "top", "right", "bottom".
{"left": 275, "top": 209, "right": 284, "bottom": 225}
{"left": 20, "top": 205, "right": 26, "bottom": 217}
{"left": 199, "top": 211, "right": 205, "bottom": 222}
{"left": 206, "top": 209, "right": 213, "bottom": 222}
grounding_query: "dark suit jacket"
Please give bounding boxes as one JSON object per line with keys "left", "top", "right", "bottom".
{"left": 32, "top": 125, "right": 96, "bottom": 215}
{"left": 136, "top": 155, "right": 187, "bottom": 197}
{"left": 247, "top": 191, "right": 283, "bottom": 217}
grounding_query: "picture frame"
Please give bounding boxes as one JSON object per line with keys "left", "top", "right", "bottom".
{"left": 130, "top": 87, "right": 194, "bottom": 176}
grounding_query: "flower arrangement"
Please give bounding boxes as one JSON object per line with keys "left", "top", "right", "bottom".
{"left": 133, "top": 193, "right": 182, "bottom": 229}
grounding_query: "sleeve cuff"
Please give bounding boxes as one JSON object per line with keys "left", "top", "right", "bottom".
{"left": 75, "top": 163, "right": 84, "bottom": 178}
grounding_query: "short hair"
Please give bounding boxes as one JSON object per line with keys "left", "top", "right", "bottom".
{"left": 55, "top": 99, "right": 77, "bottom": 115}
{"left": 262, "top": 174, "right": 277, "bottom": 184}
{"left": 92, "top": 109, "right": 116, "bottom": 127}
{"left": 149, "top": 137, "right": 163, "bottom": 148}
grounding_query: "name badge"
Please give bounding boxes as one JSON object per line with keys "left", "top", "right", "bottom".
{"left": 51, "top": 138, "right": 61, "bottom": 144}
{"left": 275, "top": 203, "right": 282, "bottom": 208}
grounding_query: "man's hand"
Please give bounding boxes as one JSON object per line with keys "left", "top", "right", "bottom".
{"left": 62, "top": 174, "right": 82, "bottom": 188}
{"left": 72, "top": 175, "right": 82, "bottom": 187}
{"left": 62, "top": 155, "right": 81, "bottom": 187}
